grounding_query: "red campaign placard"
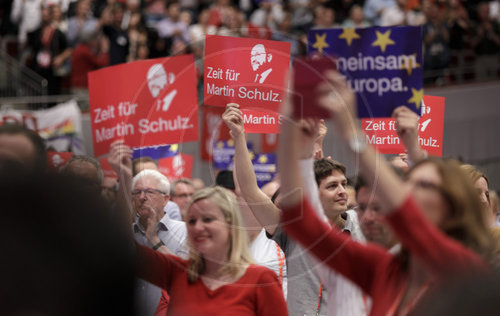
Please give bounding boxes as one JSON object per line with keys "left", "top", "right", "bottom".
{"left": 262, "top": 133, "right": 279, "bottom": 153}
{"left": 200, "top": 105, "right": 231, "bottom": 161}
{"left": 158, "top": 154, "right": 194, "bottom": 181}
{"left": 242, "top": 108, "right": 281, "bottom": 133}
{"left": 88, "top": 55, "right": 199, "bottom": 157}
{"left": 100, "top": 158, "right": 118, "bottom": 178}
{"left": 204, "top": 35, "right": 290, "bottom": 133}
{"left": 361, "top": 95, "right": 445, "bottom": 156}
{"left": 47, "top": 151, "right": 73, "bottom": 171}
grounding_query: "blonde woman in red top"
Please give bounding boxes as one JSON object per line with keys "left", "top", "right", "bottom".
{"left": 108, "top": 141, "right": 287, "bottom": 316}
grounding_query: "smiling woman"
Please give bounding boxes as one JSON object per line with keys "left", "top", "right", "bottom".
{"left": 108, "top": 140, "right": 288, "bottom": 315}
{"left": 134, "top": 186, "right": 288, "bottom": 316}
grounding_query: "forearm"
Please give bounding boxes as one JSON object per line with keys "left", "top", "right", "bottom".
{"left": 299, "top": 157, "right": 328, "bottom": 222}
{"left": 234, "top": 132, "right": 280, "bottom": 233}
{"left": 278, "top": 118, "right": 303, "bottom": 209}
{"left": 342, "top": 124, "right": 408, "bottom": 214}
{"left": 233, "top": 132, "right": 258, "bottom": 198}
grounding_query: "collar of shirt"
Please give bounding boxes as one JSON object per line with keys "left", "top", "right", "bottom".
{"left": 132, "top": 213, "right": 170, "bottom": 235}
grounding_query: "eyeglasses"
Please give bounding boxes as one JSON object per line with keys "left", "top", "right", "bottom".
{"left": 131, "top": 188, "right": 166, "bottom": 198}
{"left": 173, "top": 193, "right": 194, "bottom": 199}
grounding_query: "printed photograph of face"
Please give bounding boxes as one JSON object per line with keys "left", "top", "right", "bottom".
{"left": 250, "top": 44, "right": 273, "bottom": 83}
{"left": 250, "top": 44, "right": 269, "bottom": 71}
{"left": 147, "top": 64, "right": 175, "bottom": 98}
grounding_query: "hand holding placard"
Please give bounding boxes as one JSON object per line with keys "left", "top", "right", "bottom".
{"left": 203, "top": 35, "right": 291, "bottom": 134}
{"left": 222, "top": 103, "right": 244, "bottom": 139}
{"left": 317, "top": 71, "right": 359, "bottom": 140}
{"left": 392, "top": 105, "right": 425, "bottom": 161}
{"left": 108, "top": 140, "right": 133, "bottom": 178}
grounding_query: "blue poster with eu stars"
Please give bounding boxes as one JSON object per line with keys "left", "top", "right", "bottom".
{"left": 308, "top": 26, "right": 423, "bottom": 118}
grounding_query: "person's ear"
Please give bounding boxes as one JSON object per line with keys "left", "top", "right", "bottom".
{"left": 163, "top": 194, "right": 170, "bottom": 207}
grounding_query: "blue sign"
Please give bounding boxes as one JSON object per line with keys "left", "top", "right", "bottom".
{"left": 132, "top": 144, "right": 179, "bottom": 160}
{"left": 252, "top": 153, "right": 277, "bottom": 188}
{"left": 308, "top": 26, "right": 423, "bottom": 118}
{"left": 212, "top": 140, "right": 254, "bottom": 170}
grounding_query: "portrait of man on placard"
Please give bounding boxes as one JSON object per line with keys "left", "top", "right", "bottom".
{"left": 147, "top": 63, "right": 177, "bottom": 112}
{"left": 250, "top": 44, "right": 273, "bottom": 84}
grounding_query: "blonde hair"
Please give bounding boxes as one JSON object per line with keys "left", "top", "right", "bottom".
{"left": 461, "top": 164, "right": 488, "bottom": 186}
{"left": 186, "top": 186, "right": 254, "bottom": 283}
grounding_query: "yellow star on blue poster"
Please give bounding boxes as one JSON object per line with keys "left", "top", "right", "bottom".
{"left": 338, "top": 28, "right": 360, "bottom": 46}
{"left": 312, "top": 32, "right": 329, "bottom": 54}
{"left": 249, "top": 151, "right": 255, "bottom": 160}
{"left": 372, "top": 30, "right": 395, "bottom": 53}
{"left": 170, "top": 144, "right": 178, "bottom": 152}
{"left": 217, "top": 141, "right": 224, "bottom": 149}
{"left": 258, "top": 155, "right": 268, "bottom": 163}
{"left": 227, "top": 139, "right": 234, "bottom": 147}
{"left": 408, "top": 88, "right": 424, "bottom": 109}
{"left": 400, "top": 54, "right": 420, "bottom": 76}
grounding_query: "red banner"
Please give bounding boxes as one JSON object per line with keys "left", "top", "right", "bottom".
{"left": 47, "top": 151, "right": 73, "bottom": 171}
{"left": 100, "top": 158, "right": 118, "bottom": 178}
{"left": 261, "top": 133, "right": 279, "bottom": 153}
{"left": 203, "top": 35, "right": 290, "bottom": 133}
{"left": 361, "top": 95, "right": 445, "bottom": 156}
{"left": 88, "top": 55, "right": 199, "bottom": 157}
{"left": 158, "top": 154, "right": 194, "bottom": 180}
{"left": 200, "top": 106, "right": 231, "bottom": 161}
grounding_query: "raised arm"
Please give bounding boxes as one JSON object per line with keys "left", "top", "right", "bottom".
{"left": 393, "top": 105, "right": 426, "bottom": 165}
{"left": 277, "top": 97, "right": 392, "bottom": 294}
{"left": 318, "top": 72, "right": 409, "bottom": 214}
{"left": 108, "top": 140, "right": 134, "bottom": 224}
{"left": 222, "top": 103, "right": 280, "bottom": 235}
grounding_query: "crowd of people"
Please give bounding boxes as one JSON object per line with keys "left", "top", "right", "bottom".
{"left": 1, "top": 0, "right": 500, "bottom": 100}
{"left": 1, "top": 63, "right": 500, "bottom": 315}
{"left": 1, "top": 0, "right": 500, "bottom": 316}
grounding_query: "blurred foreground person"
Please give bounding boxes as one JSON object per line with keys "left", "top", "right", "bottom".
{"left": 278, "top": 72, "right": 493, "bottom": 316}
{"left": 0, "top": 123, "right": 47, "bottom": 173}
{"left": 0, "top": 167, "right": 136, "bottom": 316}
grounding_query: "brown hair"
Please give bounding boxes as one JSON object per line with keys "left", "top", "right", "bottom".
{"left": 131, "top": 156, "right": 157, "bottom": 176}
{"left": 314, "top": 158, "right": 346, "bottom": 186}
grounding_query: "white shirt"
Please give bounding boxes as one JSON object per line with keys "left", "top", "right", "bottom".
{"left": 299, "top": 158, "right": 368, "bottom": 316}
{"left": 249, "top": 228, "right": 288, "bottom": 299}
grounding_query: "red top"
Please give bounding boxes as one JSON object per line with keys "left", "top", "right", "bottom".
{"left": 70, "top": 44, "right": 109, "bottom": 88}
{"left": 281, "top": 196, "right": 488, "bottom": 316}
{"left": 136, "top": 244, "right": 288, "bottom": 316}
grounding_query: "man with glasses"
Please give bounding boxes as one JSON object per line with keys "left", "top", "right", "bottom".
{"left": 131, "top": 169, "right": 188, "bottom": 316}
{"left": 170, "top": 178, "right": 195, "bottom": 220}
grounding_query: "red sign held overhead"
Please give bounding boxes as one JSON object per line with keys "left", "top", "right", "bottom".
{"left": 158, "top": 154, "right": 194, "bottom": 181}
{"left": 204, "top": 35, "right": 290, "bottom": 134}
{"left": 47, "top": 152, "right": 73, "bottom": 171}
{"left": 88, "top": 55, "right": 199, "bottom": 157}
{"left": 100, "top": 158, "right": 118, "bottom": 178}
{"left": 200, "top": 106, "right": 231, "bottom": 161}
{"left": 361, "top": 95, "right": 445, "bottom": 156}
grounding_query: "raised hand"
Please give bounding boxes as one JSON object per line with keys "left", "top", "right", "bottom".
{"left": 314, "top": 119, "right": 328, "bottom": 159}
{"left": 317, "top": 71, "right": 358, "bottom": 140}
{"left": 298, "top": 118, "right": 320, "bottom": 159}
{"left": 393, "top": 106, "right": 425, "bottom": 163}
{"left": 393, "top": 106, "right": 419, "bottom": 148}
{"left": 222, "top": 103, "right": 244, "bottom": 138}
{"left": 108, "top": 140, "right": 133, "bottom": 178}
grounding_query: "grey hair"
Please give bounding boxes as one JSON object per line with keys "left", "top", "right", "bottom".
{"left": 62, "top": 155, "right": 103, "bottom": 183}
{"left": 132, "top": 169, "right": 170, "bottom": 194}
{"left": 170, "top": 178, "right": 194, "bottom": 195}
